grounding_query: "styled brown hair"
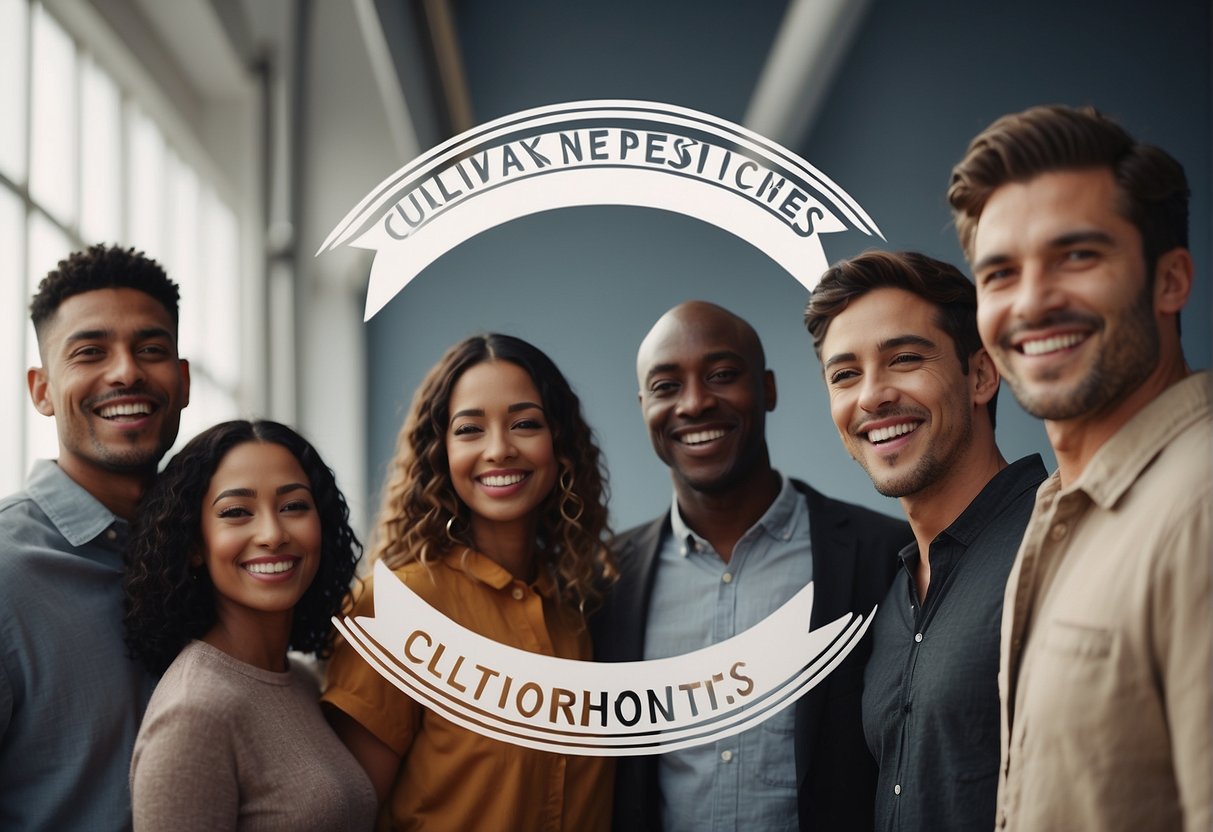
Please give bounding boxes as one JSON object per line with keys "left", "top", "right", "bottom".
{"left": 371, "top": 333, "right": 615, "bottom": 612}
{"left": 948, "top": 104, "right": 1189, "bottom": 272}
{"left": 805, "top": 249, "right": 997, "bottom": 428}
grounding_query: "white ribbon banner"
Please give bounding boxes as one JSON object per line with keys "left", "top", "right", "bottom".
{"left": 317, "top": 99, "right": 884, "bottom": 320}
{"left": 333, "top": 561, "right": 875, "bottom": 756}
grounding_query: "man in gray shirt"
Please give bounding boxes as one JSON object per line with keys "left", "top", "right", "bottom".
{"left": 804, "top": 251, "right": 1045, "bottom": 831}
{"left": 592, "top": 300, "right": 909, "bottom": 831}
{"left": 0, "top": 245, "right": 191, "bottom": 830}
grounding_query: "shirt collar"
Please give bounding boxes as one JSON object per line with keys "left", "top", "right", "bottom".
{"left": 26, "top": 459, "right": 123, "bottom": 547}
{"left": 941, "top": 454, "right": 1048, "bottom": 547}
{"left": 1072, "top": 371, "right": 1211, "bottom": 510}
{"left": 443, "top": 547, "right": 561, "bottom": 599}
{"left": 668, "top": 471, "right": 799, "bottom": 557}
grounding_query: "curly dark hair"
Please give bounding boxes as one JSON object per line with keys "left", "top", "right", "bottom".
{"left": 371, "top": 334, "right": 617, "bottom": 613}
{"left": 30, "top": 244, "right": 180, "bottom": 343}
{"left": 124, "top": 420, "right": 361, "bottom": 675}
{"left": 806, "top": 250, "right": 998, "bottom": 429}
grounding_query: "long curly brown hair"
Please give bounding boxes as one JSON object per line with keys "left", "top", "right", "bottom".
{"left": 371, "top": 334, "right": 616, "bottom": 612}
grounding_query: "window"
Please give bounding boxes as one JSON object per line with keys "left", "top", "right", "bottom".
{"left": 1, "top": 0, "right": 247, "bottom": 495}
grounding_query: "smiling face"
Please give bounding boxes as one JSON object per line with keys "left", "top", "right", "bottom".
{"left": 28, "top": 287, "right": 190, "bottom": 486}
{"left": 637, "top": 303, "right": 775, "bottom": 497}
{"left": 821, "top": 288, "right": 983, "bottom": 498}
{"left": 445, "top": 360, "right": 559, "bottom": 549}
{"left": 200, "top": 441, "right": 321, "bottom": 625}
{"left": 973, "top": 168, "right": 1161, "bottom": 423}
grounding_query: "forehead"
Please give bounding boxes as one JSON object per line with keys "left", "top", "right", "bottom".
{"left": 637, "top": 311, "right": 757, "bottom": 376}
{"left": 451, "top": 360, "right": 541, "bottom": 405}
{"left": 43, "top": 287, "right": 175, "bottom": 342}
{"left": 822, "top": 288, "right": 949, "bottom": 354}
{"left": 974, "top": 168, "right": 1130, "bottom": 259}
{"left": 208, "top": 441, "right": 307, "bottom": 489}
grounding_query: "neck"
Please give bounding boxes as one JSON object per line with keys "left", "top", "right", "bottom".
{"left": 470, "top": 516, "right": 538, "bottom": 581}
{"left": 900, "top": 434, "right": 1006, "bottom": 585}
{"left": 56, "top": 457, "right": 151, "bottom": 522}
{"left": 675, "top": 466, "right": 781, "bottom": 563}
{"left": 1049, "top": 355, "right": 1189, "bottom": 488}
{"left": 203, "top": 605, "right": 293, "bottom": 672}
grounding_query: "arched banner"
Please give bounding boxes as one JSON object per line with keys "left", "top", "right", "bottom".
{"left": 321, "top": 100, "right": 884, "bottom": 755}
{"left": 318, "top": 99, "right": 883, "bottom": 320}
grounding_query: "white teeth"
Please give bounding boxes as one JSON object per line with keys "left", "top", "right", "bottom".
{"left": 866, "top": 422, "right": 919, "bottom": 444}
{"left": 244, "top": 560, "right": 297, "bottom": 574}
{"left": 480, "top": 473, "right": 526, "bottom": 487}
{"left": 681, "top": 429, "right": 727, "bottom": 445}
{"left": 97, "top": 402, "right": 152, "bottom": 418}
{"left": 1022, "top": 332, "right": 1086, "bottom": 356}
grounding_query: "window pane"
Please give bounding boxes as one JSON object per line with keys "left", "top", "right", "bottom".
{"left": 25, "top": 210, "right": 70, "bottom": 466}
{"left": 80, "top": 54, "right": 122, "bottom": 244}
{"left": 126, "top": 104, "right": 164, "bottom": 258}
{"left": 0, "top": 0, "right": 28, "bottom": 183}
{"left": 201, "top": 188, "right": 241, "bottom": 390}
{"left": 166, "top": 152, "right": 203, "bottom": 362}
{"left": 29, "top": 4, "right": 77, "bottom": 225}
{"left": 0, "top": 187, "right": 25, "bottom": 493}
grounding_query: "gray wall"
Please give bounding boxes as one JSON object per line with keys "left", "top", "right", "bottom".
{"left": 366, "top": 0, "right": 1211, "bottom": 530}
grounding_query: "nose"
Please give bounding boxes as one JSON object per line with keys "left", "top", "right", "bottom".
{"left": 483, "top": 426, "right": 517, "bottom": 462}
{"left": 255, "top": 512, "right": 290, "bottom": 550}
{"left": 104, "top": 346, "right": 147, "bottom": 387}
{"left": 674, "top": 378, "right": 716, "bottom": 418}
{"left": 1010, "top": 260, "right": 1064, "bottom": 323}
{"left": 857, "top": 370, "right": 898, "bottom": 414}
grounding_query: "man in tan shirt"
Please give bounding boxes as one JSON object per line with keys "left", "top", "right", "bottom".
{"left": 948, "top": 105, "right": 1211, "bottom": 831}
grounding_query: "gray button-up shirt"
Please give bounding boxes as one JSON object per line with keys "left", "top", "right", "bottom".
{"left": 0, "top": 460, "right": 156, "bottom": 831}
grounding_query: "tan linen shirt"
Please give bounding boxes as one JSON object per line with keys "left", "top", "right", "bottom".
{"left": 996, "top": 371, "right": 1212, "bottom": 832}
{"left": 323, "top": 551, "right": 613, "bottom": 832}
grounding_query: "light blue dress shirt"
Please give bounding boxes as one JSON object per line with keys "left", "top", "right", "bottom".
{"left": 644, "top": 474, "right": 812, "bottom": 832}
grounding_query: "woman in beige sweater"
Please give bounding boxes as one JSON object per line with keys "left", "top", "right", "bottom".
{"left": 124, "top": 419, "right": 376, "bottom": 831}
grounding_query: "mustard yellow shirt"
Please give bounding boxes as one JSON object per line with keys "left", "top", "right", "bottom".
{"left": 997, "top": 372, "right": 1212, "bottom": 831}
{"left": 323, "top": 551, "right": 613, "bottom": 831}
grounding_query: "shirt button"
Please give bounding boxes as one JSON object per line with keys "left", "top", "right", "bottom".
{"left": 721, "top": 572, "right": 733, "bottom": 584}
{"left": 105, "top": 528, "right": 118, "bottom": 541}
{"left": 1049, "top": 522, "right": 1068, "bottom": 541}
{"left": 894, "top": 784, "right": 901, "bottom": 795}
{"left": 511, "top": 587, "right": 524, "bottom": 600}
{"left": 720, "top": 750, "right": 733, "bottom": 763}
{"left": 914, "top": 633, "right": 923, "bottom": 643}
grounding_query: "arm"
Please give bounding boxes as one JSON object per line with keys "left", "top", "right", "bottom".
{"left": 131, "top": 707, "right": 238, "bottom": 832}
{"left": 1153, "top": 498, "right": 1212, "bottom": 832}
{"left": 326, "top": 707, "right": 402, "bottom": 803}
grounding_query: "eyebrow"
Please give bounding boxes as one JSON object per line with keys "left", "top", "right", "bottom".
{"left": 973, "top": 229, "right": 1116, "bottom": 273}
{"left": 64, "top": 326, "right": 175, "bottom": 344}
{"left": 823, "top": 334, "right": 936, "bottom": 371}
{"left": 450, "top": 401, "right": 544, "bottom": 420}
{"left": 211, "top": 483, "right": 311, "bottom": 505}
{"left": 643, "top": 350, "right": 746, "bottom": 383}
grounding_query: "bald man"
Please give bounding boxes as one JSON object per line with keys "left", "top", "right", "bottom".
{"left": 592, "top": 301, "right": 910, "bottom": 832}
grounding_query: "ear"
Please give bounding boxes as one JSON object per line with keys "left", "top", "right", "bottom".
{"left": 763, "top": 369, "right": 777, "bottom": 412}
{"left": 27, "top": 367, "right": 54, "bottom": 416}
{"left": 179, "top": 358, "right": 192, "bottom": 409}
{"left": 1153, "top": 247, "right": 1193, "bottom": 317}
{"left": 969, "top": 348, "right": 1000, "bottom": 408}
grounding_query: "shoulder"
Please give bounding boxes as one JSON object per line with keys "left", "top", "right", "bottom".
{"left": 792, "top": 478, "right": 909, "bottom": 542}
{"left": 611, "top": 514, "right": 668, "bottom": 566}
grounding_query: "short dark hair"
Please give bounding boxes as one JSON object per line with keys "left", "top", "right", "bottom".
{"left": 30, "top": 244, "right": 180, "bottom": 341}
{"left": 123, "top": 420, "right": 361, "bottom": 675}
{"left": 948, "top": 104, "right": 1189, "bottom": 273}
{"left": 805, "top": 249, "right": 998, "bottom": 428}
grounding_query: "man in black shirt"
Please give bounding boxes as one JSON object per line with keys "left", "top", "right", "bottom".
{"left": 804, "top": 250, "right": 1046, "bottom": 832}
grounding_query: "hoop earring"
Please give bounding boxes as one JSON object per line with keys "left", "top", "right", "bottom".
{"left": 445, "top": 513, "right": 464, "bottom": 544}
{"left": 558, "top": 465, "right": 584, "bottom": 525}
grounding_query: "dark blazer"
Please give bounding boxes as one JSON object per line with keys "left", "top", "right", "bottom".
{"left": 590, "top": 479, "right": 910, "bottom": 832}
